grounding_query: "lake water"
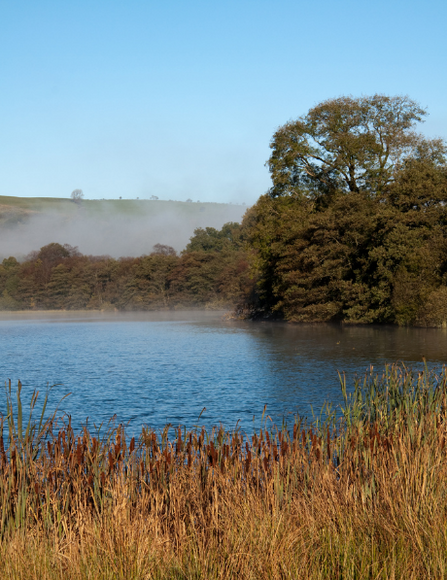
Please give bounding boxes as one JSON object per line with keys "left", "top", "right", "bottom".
{"left": 0, "top": 311, "right": 446, "bottom": 436}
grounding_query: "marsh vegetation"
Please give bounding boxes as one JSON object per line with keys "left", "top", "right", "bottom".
{"left": 1, "top": 365, "right": 447, "bottom": 578}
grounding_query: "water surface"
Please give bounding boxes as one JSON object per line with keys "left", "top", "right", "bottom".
{"left": 0, "top": 311, "right": 446, "bottom": 435}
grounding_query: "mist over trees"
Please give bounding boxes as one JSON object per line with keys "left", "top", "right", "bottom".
{"left": 1, "top": 94, "right": 447, "bottom": 325}
{"left": 0, "top": 225, "right": 252, "bottom": 311}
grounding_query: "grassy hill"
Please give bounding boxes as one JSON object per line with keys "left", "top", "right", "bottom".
{"left": 0, "top": 196, "right": 248, "bottom": 258}
{"left": 0, "top": 195, "right": 247, "bottom": 221}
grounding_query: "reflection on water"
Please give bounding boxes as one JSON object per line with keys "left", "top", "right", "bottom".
{"left": 0, "top": 311, "right": 446, "bottom": 434}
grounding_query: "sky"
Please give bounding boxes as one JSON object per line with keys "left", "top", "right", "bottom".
{"left": 0, "top": 0, "right": 446, "bottom": 205}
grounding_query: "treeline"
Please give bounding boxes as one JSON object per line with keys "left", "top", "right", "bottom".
{"left": 2, "top": 94, "right": 447, "bottom": 325}
{"left": 243, "top": 160, "right": 447, "bottom": 326}
{"left": 0, "top": 223, "right": 253, "bottom": 311}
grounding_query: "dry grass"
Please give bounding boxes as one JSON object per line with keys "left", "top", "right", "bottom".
{"left": 2, "top": 364, "right": 447, "bottom": 579}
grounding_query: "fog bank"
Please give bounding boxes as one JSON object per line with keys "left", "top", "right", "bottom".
{"left": 0, "top": 202, "right": 247, "bottom": 259}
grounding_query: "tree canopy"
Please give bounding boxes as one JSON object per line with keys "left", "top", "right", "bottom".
{"left": 268, "top": 95, "right": 446, "bottom": 201}
{"left": 0, "top": 225, "right": 252, "bottom": 312}
{"left": 2, "top": 94, "right": 447, "bottom": 327}
{"left": 242, "top": 95, "right": 447, "bottom": 325}
{"left": 70, "top": 189, "right": 84, "bottom": 202}
{"left": 185, "top": 223, "right": 243, "bottom": 253}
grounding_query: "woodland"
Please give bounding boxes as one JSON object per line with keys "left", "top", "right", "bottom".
{"left": 1, "top": 94, "right": 447, "bottom": 326}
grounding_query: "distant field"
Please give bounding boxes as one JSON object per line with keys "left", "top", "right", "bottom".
{"left": 0, "top": 195, "right": 247, "bottom": 219}
{"left": 0, "top": 196, "right": 248, "bottom": 259}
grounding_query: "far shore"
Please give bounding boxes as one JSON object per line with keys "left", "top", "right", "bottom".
{"left": 0, "top": 309, "right": 231, "bottom": 322}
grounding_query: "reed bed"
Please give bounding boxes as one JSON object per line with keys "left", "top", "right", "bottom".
{"left": 1, "top": 364, "right": 447, "bottom": 579}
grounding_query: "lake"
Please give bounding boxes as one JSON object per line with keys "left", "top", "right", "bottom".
{"left": 0, "top": 311, "right": 446, "bottom": 435}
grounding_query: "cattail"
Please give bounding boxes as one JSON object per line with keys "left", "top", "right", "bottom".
{"left": 208, "top": 441, "right": 216, "bottom": 467}
{"left": 176, "top": 428, "right": 182, "bottom": 454}
{"left": 152, "top": 433, "right": 158, "bottom": 454}
{"left": 245, "top": 449, "right": 251, "bottom": 474}
{"left": 11, "top": 448, "right": 16, "bottom": 474}
{"left": 0, "top": 437, "right": 6, "bottom": 469}
{"left": 108, "top": 450, "right": 115, "bottom": 472}
{"left": 76, "top": 439, "right": 83, "bottom": 467}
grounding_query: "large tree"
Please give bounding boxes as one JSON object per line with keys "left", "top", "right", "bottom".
{"left": 268, "top": 94, "right": 445, "bottom": 201}
{"left": 242, "top": 95, "right": 447, "bottom": 324}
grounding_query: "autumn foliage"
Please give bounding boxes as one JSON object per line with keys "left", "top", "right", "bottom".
{"left": 0, "top": 223, "right": 254, "bottom": 312}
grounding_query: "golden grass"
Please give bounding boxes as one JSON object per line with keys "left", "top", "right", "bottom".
{"left": 2, "top": 365, "right": 447, "bottom": 579}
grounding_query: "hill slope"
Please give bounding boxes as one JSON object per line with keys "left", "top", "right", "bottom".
{"left": 0, "top": 196, "right": 248, "bottom": 259}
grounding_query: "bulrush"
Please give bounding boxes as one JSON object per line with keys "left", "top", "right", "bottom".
{"left": 1, "top": 364, "right": 447, "bottom": 578}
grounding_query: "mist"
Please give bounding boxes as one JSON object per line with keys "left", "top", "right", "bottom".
{"left": 0, "top": 202, "right": 247, "bottom": 260}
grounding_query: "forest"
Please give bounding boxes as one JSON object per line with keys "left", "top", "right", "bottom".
{"left": 1, "top": 94, "right": 447, "bottom": 326}
{"left": 0, "top": 224, "right": 252, "bottom": 312}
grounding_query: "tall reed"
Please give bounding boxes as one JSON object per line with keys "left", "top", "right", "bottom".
{"left": 1, "top": 364, "right": 447, "bottom": 579}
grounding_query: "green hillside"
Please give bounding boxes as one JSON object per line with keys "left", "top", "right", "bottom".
{"left": 0, "top": 196, "right": 248, "bottom": 259}
{"left": 0, "top": 195, "right": 247, "bottom": 224}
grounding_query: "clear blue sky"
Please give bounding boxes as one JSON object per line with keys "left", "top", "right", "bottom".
{"left": 1, "top": 0, "right": 446, "bottom": 204}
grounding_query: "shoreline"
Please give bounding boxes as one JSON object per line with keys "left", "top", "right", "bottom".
{"left": 0, "top": 308, "right": 231, "bottom": 322}
{"left": 1, "top": 308, "right": 447, "bottom": 328}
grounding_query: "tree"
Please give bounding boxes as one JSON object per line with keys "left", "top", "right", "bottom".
{"left": 151, "top": 244, "right": 176, "bottom": 256}
{"left": 150, "top": 195, "right": 159, "bottom": 200}
{"left": 34, "top": 243, "right": 79, "bottom": 265}
{"left": 185, "top": 223, "right": 242, "bottom": 253}
{"left": 267, "top": 95, "right": 445, "bottom": 201}
{"left": 241, "top": 95, "right": 447, "bottom": 324}
{"left": 70, "top": 189, "right": 84, "bottom": 202}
